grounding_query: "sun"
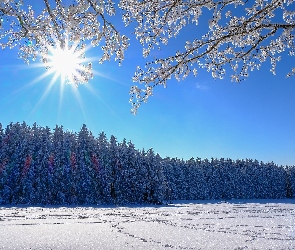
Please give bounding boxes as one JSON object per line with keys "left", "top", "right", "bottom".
{"left": 45, "top": 42, "right": 91, "bottom": 85}
{"left": 49, "top": 46, "right": 79, "bottom": 83}
{"left": 21, "top": 39, "right": 102, "bottom": 120}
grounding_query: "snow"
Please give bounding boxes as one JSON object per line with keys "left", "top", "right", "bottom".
{"left": 0, "top": 199, "right": 294, "bottom": 249}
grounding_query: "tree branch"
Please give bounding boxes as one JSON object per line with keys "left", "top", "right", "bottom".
{"left": 43, "top": 0, "right": 63, "bottom": 46}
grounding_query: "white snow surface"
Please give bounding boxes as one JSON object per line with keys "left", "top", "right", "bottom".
{"left": 0, "top": 199, "right": 294, "bottom": 249}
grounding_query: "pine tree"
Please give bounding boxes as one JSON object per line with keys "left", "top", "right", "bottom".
{"left": 75, "top": 124, "right": 92, "bottom": 204}
{"left": 123, "top": 140, "right": 140, "bottom": 203}
{"left": 97, "top": 131, "right": 110, "bottom": 204}
{"left": 63, "top": 130, "right": 78, "bottom": 204}
{"left": 0, "top": 123, "right": 7, "bottom": 203}
{"left": 37, "top": 126, "right": 53, "bottom": 204}
{"left": 108, "top": 135, "right": 120, "bottom": 203}
{"left": 3, "top": 123, "right": 28, "bottom": 203}
{"left": 51, "top": 125, "right": 65, "bottom": 203}
{"left": 86, "top": 130, "right": 101, "bottom": 204}
{"left": 18, "top": 122, "right": 35, "bottom": 204}
{"left": 113, "top": 139, "right": 128, "bottom": 204}
{"left": 142, "top": 149, "right": 165, "bottom": 204}
{"left": 185, "top": 157, "right": 207, "bottom": 200}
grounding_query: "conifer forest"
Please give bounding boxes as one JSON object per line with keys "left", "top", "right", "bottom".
{"left": 0, "top": 122, "right": 294, "bottom": 205}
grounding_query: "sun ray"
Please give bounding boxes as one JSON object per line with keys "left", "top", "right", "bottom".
{"left": 83, "top": 82, "right": 119, "bottom": 117}
{"left": 13, "top": 36, "right": 123, "bottom": 123}
{"left": 28, "top": 72, "right": 60, "bottom": 118}
{"left": 13, "top": 66, "right": 57, "bottom": 95}
{"left": 57, "top": 75, "right": 65, "bottom": 123}
{"left": 91, "top": 68, "right": 128, "bottom": 87}
{"left": 71, "top": 85, "right": 88, "bottom": 124}
{"left": 21, "top": 37, "right": 95, "bottom": 120}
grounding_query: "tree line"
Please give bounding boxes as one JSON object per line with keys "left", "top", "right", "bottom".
{"left": 0, "top": 122, "right": 294, "bottom": 205}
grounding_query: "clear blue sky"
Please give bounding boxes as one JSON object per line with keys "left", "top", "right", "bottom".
{"left": 0, "top": 1, "right": 295, "bottom": 166}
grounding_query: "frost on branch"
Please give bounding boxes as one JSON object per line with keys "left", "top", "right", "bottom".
{"left": 122, "top": 0, "right": 295, "bottom": 114}
{"left": 0, "top": 0, "right": 129, "bottom": 85}
{"left": 0, "top": 1, "right": 294, "bottom": 114}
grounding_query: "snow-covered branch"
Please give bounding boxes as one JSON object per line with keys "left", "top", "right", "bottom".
{"left": 0, "top": 0, "right": 129, "bottom": 84}
{"left": 0, "top": 0, "right": 294, "bottom": 114}
{"left": 126, "top": 0, "right": 295, "bottom": 114}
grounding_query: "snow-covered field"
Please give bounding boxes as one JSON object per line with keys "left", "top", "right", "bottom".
{"left": 0, "top": 199, "right": 294, "bottom": 250}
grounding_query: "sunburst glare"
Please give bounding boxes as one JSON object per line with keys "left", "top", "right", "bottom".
{"left": 48, "top": 46, "right": 80, "bottom": 84}
{"left": 44, "top": 41, "right": 93, "bottom": 86}
{"left": 16, "top": 39, "right": 97, "bottom": 121}
{"left": 12, "top": 39, "right": 116, "bottom": 122}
